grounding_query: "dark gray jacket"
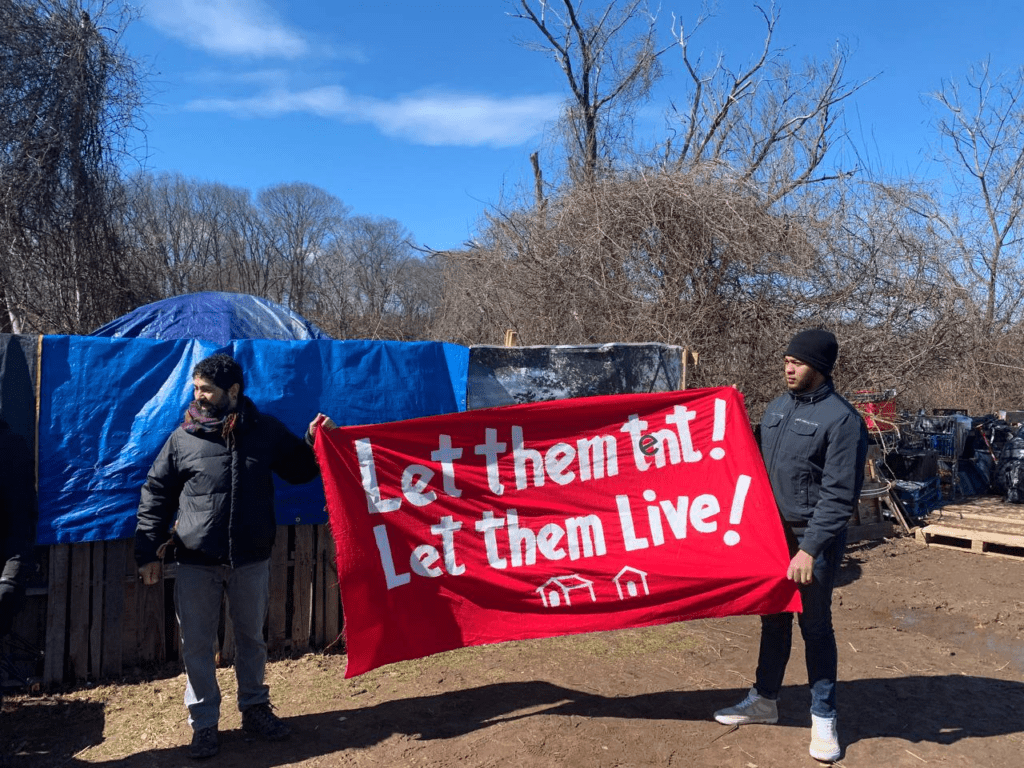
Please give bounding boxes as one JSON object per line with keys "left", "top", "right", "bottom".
{"left": 135, "top": 397, "right": 319, "bottom": 568}
{"left": 760, "top": 379, "right": 868, "bottom": 557}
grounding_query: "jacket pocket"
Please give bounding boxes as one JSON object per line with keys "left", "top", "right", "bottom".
{"left": 786, "top": 418, "right": 820, "bottom": 509}
{"left": 782, "top": 417, "right": 818, "bottom": 454}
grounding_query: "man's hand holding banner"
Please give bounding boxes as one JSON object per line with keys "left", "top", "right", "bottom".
{"left": 315, "top": 386, "right": 800, "bottom": 677}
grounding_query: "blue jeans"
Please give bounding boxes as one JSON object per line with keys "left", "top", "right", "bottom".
{"left": 754, "top": 528, "right": 846, "bottom": 719}
{"left": 175, "top": 560, "right": 271, "bottom": 731}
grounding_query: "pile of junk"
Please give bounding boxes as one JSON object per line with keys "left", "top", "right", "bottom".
{"left": 848, "top": 390, "right": 1024, "bottom": 522}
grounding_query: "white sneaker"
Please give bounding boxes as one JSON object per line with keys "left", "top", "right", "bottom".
{"left": 809, "top": 714, "right": 841, "bottom": 762}
{"left": 714, "top": 687, "right": 779, "bottom": 725}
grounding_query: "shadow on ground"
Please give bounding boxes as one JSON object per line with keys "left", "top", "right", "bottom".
{"left": 6, "top": 673, "right": 1016, "bottom": 767}
{"left": 1, "top": 697, "right": 105, "bottom": 768}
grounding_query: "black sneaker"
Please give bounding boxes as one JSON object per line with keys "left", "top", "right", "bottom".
{"left": 189, "top": 726, "right": 219, "bottom": 759}
{"left": 242, "top": 703, "right": 291, "bottom": 741}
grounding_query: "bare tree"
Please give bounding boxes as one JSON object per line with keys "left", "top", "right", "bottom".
{"left": 126, "top": 173, "right": 248, "bottom": 296}
{"left": 511, "top": 0, "right": 666, "bottom": 185}
{"left": 221, "top": 187, "right": 276, "bottom": 298}
{"left": 0, "top": 0, "right": 148, "bottom": 333}
{"left": 390, "top": 254, "right": 444, "bottom": 339}
{"left": 663, "top": 2, "right": 867, "bottom": 205}
{"left": 434, "top": 163, "right": 969, "bottom": 416}
{"left": 343, "top": 215, "right": 412, "bottom": 336}
{"left": 440, "top": 167, "right": 805, "bottom": 347}
{"left": 307, "top": 215, "right": 439, "bottom": 340}
{"left": 458, "top": 1, "right": 952, "bottom": 418}
{"left": 930, "top": 59, "right": 1024, "bottom": 336}
{"left": 796, "top": 177, "right": 976, "bottom": 413}
{"left": 123, "top": 174, "right": 443, "bottom": 342}
{"left": 257, "top": 182, "right": 348, "bottom": 315}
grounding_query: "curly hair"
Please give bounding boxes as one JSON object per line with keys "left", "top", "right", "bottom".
{"left": 192, "top": 353, "right": 244, "bottom": 396}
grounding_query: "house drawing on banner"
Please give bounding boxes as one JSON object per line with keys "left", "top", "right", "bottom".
{"left": 536, "top": 574, "right": 596, "bottom": 607}
{"left": 614, "top": 566, "right": 650, "bottom": 600}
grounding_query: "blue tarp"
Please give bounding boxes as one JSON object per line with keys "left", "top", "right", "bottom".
{"left": 37, "top": 336, "right": 469, "bottom": 545}
{"left": 90, "top": 292, "right": 331, "bottom": 345}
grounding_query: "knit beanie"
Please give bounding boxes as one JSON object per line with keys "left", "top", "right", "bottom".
{"left": 785, "top": 329, "right": 838, "bottom": 376}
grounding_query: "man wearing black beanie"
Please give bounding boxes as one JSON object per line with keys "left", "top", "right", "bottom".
{"left": 714, "top": 329, "right": 867, "bottom": 763}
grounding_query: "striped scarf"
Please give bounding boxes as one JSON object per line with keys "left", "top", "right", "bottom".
{"left": 183, "top": 401, "right": 239, "bottom": 442}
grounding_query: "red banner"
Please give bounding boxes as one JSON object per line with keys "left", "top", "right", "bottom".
{"left": 316, "top": 387, "right": 800, "bottom": 677}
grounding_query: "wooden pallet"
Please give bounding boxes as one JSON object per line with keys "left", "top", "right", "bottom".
{"left": 4, "top": 523, "right": 341, "bottom": 687}
{"left": 915, "top": 497, "right": 1024, "bottom": 559}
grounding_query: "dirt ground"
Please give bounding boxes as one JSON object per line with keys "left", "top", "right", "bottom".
{"left": 3, "top": 532, "right": 1023, "bottom": 768}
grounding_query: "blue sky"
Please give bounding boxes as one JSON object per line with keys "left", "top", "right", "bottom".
{"left": 122, "top": 0, "right": 1024, "bottom": 253}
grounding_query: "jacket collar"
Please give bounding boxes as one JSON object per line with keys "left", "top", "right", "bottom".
{"left": 788, "top": 377, "right": 834, "bottom": 405}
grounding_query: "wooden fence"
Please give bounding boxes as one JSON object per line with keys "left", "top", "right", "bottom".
{"left": 4, "top": 524, "right": 340, "bottom": 688}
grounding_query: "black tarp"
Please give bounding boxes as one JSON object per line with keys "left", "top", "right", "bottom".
{"left": 0, "top": 334, "right": 38, "bottom": 449}
{"left": 467, "top": 343, "right": 683, "bottom": 409}
{"left": 995, "top": 425, "right": 1024, "bottom": 503}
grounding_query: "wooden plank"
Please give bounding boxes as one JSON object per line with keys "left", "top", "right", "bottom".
{"left": 121, "top": 543, "right": 140, "bottom": 669}
{"left": 940, "top": 496, "right": 1024, "bottom": 515}
{"left": 918, "top": 523, "right": 1024, "bottom": 549}
{"left": 68, "top": 543, "right": 91, "bottom": 680}
{"left": 921, "top": 518, "right": 1024, "bottom": 538}
{"left": 884, "top": 493, "right": 914, "bottom": 535}
{"left": 846, "top": 521, "right": 894, "bottom": 543}
{"left": 90, "top": 543, "right": 104, "bottom": 678}
{"left": 323, "top": 525, "right": 340, "bottom": 649}
{"left": 313, "top": 525, "right": 327, "bottom": 648}
{"left": 915, "top": 527, "right": 1024, "bottom": 560}
{"left": 292, "top": 525, "right": 314, "bottom": 653}
{"left": 681, "top": 349, "right": 698, "bottom": 390}
{"left": 866, "top": 444, "right": 882, "bottom": 466}
{"left": 137, "top": 565, "right": 165, "bottom": 664}
{"left": 855, "top": 497, "right": 883, "bottom": 526}
{"left": 102, "top": 541, "right": 127, "bottom": 677}
{"left": 267, "top": 526, "right": 289, "bottom": 653}
{"left": 928, "top": 504, "right": 1024, "bottom": 525}
{"left": 44, "top": 544, "right": 70, "bottom": 685}
{"left": 934, "top": 511, "right": 1024, "bottom": 525}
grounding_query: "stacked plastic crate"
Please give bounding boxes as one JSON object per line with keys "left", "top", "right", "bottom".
{"left": 893, "top": 477, "right": 943, "bottom": 518}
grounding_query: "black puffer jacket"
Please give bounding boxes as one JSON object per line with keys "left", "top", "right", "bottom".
{"left": 135, "top": 397, "right": 319, "bottom": 568}
{"left": 0, "top": 419, "right": 37, "bottom": 589}
{"left": 760, "top": 379, "right": 868, "bottom": 557}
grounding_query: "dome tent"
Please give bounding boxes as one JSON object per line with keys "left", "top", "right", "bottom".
{"left": 41, "top": 294, "right": 468, "bottom": 544}
{"left": 90, "top": 292, "right": 331, "bottom": 343}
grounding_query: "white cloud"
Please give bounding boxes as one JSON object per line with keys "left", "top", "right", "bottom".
{"left": 186, "top": 86, "right": 561, "bottom": 147}
{"left": 144, "top": 0, "right": 309, "bottom": 58}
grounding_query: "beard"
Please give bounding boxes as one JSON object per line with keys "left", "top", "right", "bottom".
{"left": 195, "top": 398, "right": 230, "bottom": 418}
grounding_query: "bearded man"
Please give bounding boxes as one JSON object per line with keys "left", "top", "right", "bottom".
{"left": 135, "top": 353, "right": 334, "bottom": 760}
